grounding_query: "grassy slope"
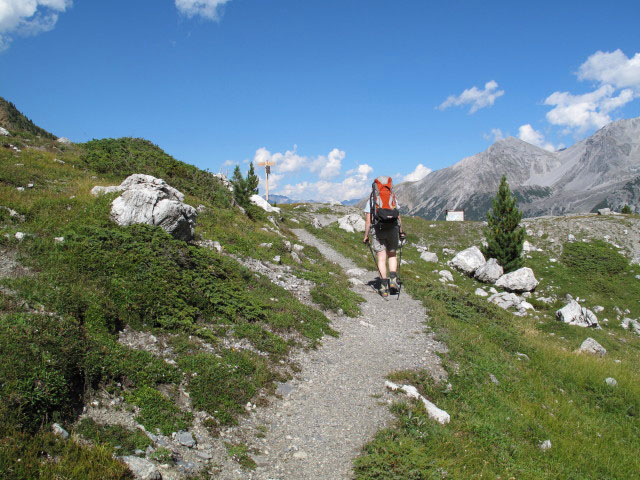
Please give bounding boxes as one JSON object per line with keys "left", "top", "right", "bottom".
{"left": 0, "top": 135, "right": 362, "bottom": 478}
{"left": 293, "top": 213, "right": 640, "bottom": 479}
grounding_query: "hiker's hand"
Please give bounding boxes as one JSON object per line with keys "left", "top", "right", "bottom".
{"left": 399, "top": 231, "right": 407, "bottom": 241}
{"left": 363, "top": 234, "right": 369, "bottom": 244}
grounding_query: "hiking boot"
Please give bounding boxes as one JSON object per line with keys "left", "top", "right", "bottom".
{"left": 377, "top": 282, "right": 389, "bottom": 298}
{"left": 389, "top": 274, "right": 399, "bottom": 294}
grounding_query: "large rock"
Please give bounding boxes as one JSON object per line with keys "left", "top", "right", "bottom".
{"left": 449, "top": 246, "right": 485, "bottom": 275}
{"left": 337, "top": 214, "right": 365, "bottom": 233}
{"left": 577, "top": 337, "right": 606, "bottom": 356}
{"left": 474, "top": 258, "right": 503, "bottom": 283}
{"left": 556, "top": 300, "right": 599, "bottom": 328}
{"left": 495, "top": 267, "right": 538, "bottom": 292}
{"left": 488, "top": 292, "right": 522, "bottom": 310}
{"left": 98, "top": 174, "right": 197, "bottom": 241}
{"left": 0, "top": 127, "right": 9, "bottom": 136}
{"left": 250, "top": 194, "right": 281, "bottom": 213}
{"left": 597, "top": 208, "right": 611, "bottom": 215}
{"left": 420, "top": 251, "right": 439, "bottom": 263}
{"left": 119, "top": 456, "right": 162, "bottom": 480}
{"left": 56, "top": 137, "right": 72, "bottom": 145}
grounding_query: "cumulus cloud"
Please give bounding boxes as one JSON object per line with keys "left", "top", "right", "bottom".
{"left": 175, "top": 0, "right": 232, "bottom": 21}
{"left": 0, "top": 0, "right": 71, "bottom": 51}
{"left": 279, "top": 163, "right": 373, "bottom": 202}
{"left": 484, "top": 128, "right": 504, "bottom": 142}
{"left": 578, "top": 49, "right": 640, "bottom": 92}
{"left": 438, "top": 80, "right": 505, "bottom": 114}
{"left": 544, "top": 84, "right": 635, "bottom": 133}
{"left": 253, "top": 146, "right": 345, "bottom": 178}
{"left": 518, "top": 124, "right": 561, "bottom": 152}
{"left": 402, "top": 164, "right": 432, "bottom": 182}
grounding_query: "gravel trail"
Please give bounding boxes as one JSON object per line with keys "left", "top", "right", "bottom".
{"left": 222, "top": 229, "right": 446, "bottom": 480}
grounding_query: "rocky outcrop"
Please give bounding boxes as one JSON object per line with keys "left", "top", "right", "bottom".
{"left": 474, "top": 258, "right": 503, "bottom": 283}
{"left": 94, "top": 174, "right": 197, "bottom": 241}
{"left": 56, "top": 137, "right": 72, "bottom": 144}
{"left": 495, "top": 267, "right": 538, "bottom": 292}
{"left": 556, "top": 300, "right": 599, "bottom": 328}
{"left": 119, "top": 456, "right": 162, "bottom": 480}
{"left": 337, "top": 214, "right": 365, "bottom": 233}
{"left": 250, "top": 194, "right": 281, "bottom": 213}
{"left": 449, "top": 246, "right": 485, "bottom": 275}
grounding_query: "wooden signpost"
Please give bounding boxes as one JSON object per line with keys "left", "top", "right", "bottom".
{"left": 256, "top": 160, "right": 275, "bottom": 202}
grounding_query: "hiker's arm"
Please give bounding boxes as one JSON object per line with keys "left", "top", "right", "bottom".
{"left": 398, "top": 215, "right": 406, "bottom": 238}
{"left": 363, "top": 213, "right": 371, "bottom": 242}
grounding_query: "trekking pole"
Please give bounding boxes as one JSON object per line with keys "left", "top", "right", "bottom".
{"left": 396, "top": 234, "right": 406, "bottom": 300}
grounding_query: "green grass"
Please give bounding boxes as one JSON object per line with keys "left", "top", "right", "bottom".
{"left": 225, "top": 442, "right": 257, "bottom": 470}
{"left": 126, "top": 386, "right": 192, "bottom": 435}
{"left": 75, "top": 418, "right": 151, "bottom": 456}
{"left": 295, "top": 214, "right": 640, "bottom": 479}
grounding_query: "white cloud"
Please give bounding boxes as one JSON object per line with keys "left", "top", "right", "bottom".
{"left": 175, "top": 0, "right": 232, "bottom": 21}
{"left": 518, "top": 124, "right": 560, "bottom": 152}
{"left": 578, "top": 49, "right": 640, "bottom": 92}
{"left": 0, "top": 0, "right": 71, "bottom": 51}
{"left": 311, "top": 148, "right": 345, "bottom": 178}
{"left": 484, "top": 128, "right": 504, "bottom": 142}
{"left": 253, "top": 146, "right": 344, "bottom": 178}
{"left": 544, "top": 84, "right": 635, "bottom": 133}
{"left": 279, "top": 163, "right": 373, "bottom": 202}
{"left": 438, "top": 80, "right": 505, "bottom": 114}
{"left": 402, "top": 164, "right": 432, "bottom": 182}
{"left": 223, "top": 159, "right": 236, "bottom": 166}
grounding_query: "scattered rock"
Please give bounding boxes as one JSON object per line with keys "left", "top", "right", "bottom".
{"left": 489, "top": 287, "right": 498, "bottom": 294}
{"left": 385, "top": 381, "right": 450, "bottom": 425}
{"left": 53, "top": 158, "right": 65, "bottom": 164}
{"left": 196, "top": 239, "right": 222, "bottom": 253}
{"left": 175, "top": 431, "right": 196, "bottom": 448}
{"left": 419, "top": 251, "right": 439, "bottom": 263}
{"left": 516, "top": 352, "right": 530, "bottom": 361}
{"left": 448, "top": 246, "right": 486, "bottom": 275}
{"left": 273, "top": 255, "right": 281, "bottom": 263}
{"left": 577, "top": 337, "right": 606, "bottom": 356}
{"left": 292, "top": 244, "right": 304, "bottom": 253}
{"left": 568, "top": 234, "right": 576, "bottom": 242}
{"left": 488, "top": 292, "right": 522, "bottom": 310}
{"left": 250, "top": 194, "right": 281, "bottom": 213}
{"left": 311, "top": 217, "right": 322, "bottom": 229}
{"left": 259, "top": 242, "right": 273, "bottom": 248}
{"left": 593, "top": 305, "right": 604, "bottom": 313}
{"left": 119, "top": 456, "right": 162, "bottom": 480}
{"left": 441, "top": 248, "right": 455, "bottom": 255}
{"left": 54, "top": 237, "right": 65, "bottom": 243}
{"left": 605, "top": 377, "right": 617, "bottom": 387}
{"left": 495, "top": 267, "right": 538, "bottom": 292}
{"left": 57, "top": 137, "right": 72, "bottom": 145}
{"left": 489, "top": 374, "right": 499, "bottom": 385}
{"left": 438, "top": 270, "right": 454, "bottom": 283}
{"left": 539, "top": 439, "right": 552, "bottom": 451}
{"left": 14, "top": 232, "right": 26, "bottom": 241}
{"left": 16, "top": 187, "right": 24, "bottom": 192}
{"left": 337, "top": 214, "right": 365, "bottom": 233}
{"left": 475, "top": 288, "right": 488, "bottom": 297}
{"left": 0, "top": 127, "right": 9, "bottom": 136}
{"left": 0, "top": 206, "right": 24, "bottom": 221}
{"left": 597, "top": 208, "right": 611, "bottom": 215}
{"left": 474, "top": 258, "right": 503, "bottom": 283}
{"left": 99, "top": 174, "right": 197, "bottom": 241}
{"left": 52, "top": 423, "right": 69, "bottom": 439}
{"left": 556, "top": 300, "right": 599, "bottom": 328}
{"left": 621, "top": 317, "right": 640, "bottom": 335}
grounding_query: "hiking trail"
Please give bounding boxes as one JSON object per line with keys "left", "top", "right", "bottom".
{"left": 217, "top": 228, "right": 447, "bottom": 479}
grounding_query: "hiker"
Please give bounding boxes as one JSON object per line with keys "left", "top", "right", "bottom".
{"left": 363, "top": 176, "right": 406, "bottom": 297}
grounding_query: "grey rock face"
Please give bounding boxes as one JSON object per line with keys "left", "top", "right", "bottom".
{"left": 449, "top": 246, "right": 485, "bottom": 275}
{"left": 578, "top": 337, "right": 606, "bottom": 356}
{"left": 98, "top": 174, "right": 197, "bottom": 241}
{"left": 556, "top": 300, "right": 599, "bottom": 328}
{"left": 474, "top": 258, "right": 503, "bottom": 283}
{"left": 419, "top": 251, "right": 439, "bottom": 263}
{"left": 337, "top": 214, "right": 365, "bottom": 233}
{"left": 119, "top": 456, "right": 162, "bottom": 480}
{"left": 495, "top": 267, "right": 538, "bottom": 292}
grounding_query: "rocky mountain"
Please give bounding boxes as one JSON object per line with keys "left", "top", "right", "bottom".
{"left": 0, "top": 96, "right": 56, "bottom": 139}
{"left": 394, "top": 117, "right": 640, "bottom": 220}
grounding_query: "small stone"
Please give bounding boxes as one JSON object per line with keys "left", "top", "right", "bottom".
{"left": 52, "top": 423, "right": 69, "bottom": 439}
{"left": 54, "top": 237, "right": 65, "bottom": 243}
{"left": 27, "top": 183, "right": 34, "bottom": 188}
{"left": 439, "top": 270, "right": 454, "bottom": 282}
{"left": 489, "top": 374, "right": 499, "bottom": 385}
{"left": 567, "top": 234, "right": 576, "bottom": 241}
{"left": 16, "top": 187, "right": 25, "bottom": 192}
{"left": 120, "top": 456, "right": 162, "bottom": 480}
{"left": 577, "top": 337, "right": 606, "bottom": 356}
{"left": 516, "top": 352, "right": 530, "bottom": 361}
{"left": 539, "top": 439, "right": 552, "bottom": 451}
{"left": 420, "top": 251, "right": 439, "bottom": 263}
{"left": 176, "top": 431, "right": 196, "bottom": 448}
{"left": 273, "top": 255, "right": 281, "bottom": 263}
{"left": 605, "top": 377, "right": 617, "bottom": 387}
{"left": 15, "top": 232, "right": 26, "bottom": 241}
{"left": 475, "top": 288, "right": 488, "bottom": 297}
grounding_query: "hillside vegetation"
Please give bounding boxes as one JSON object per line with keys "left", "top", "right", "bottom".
{"left": 290, "top": 211, "right": 640, "bottom": 479}
{"left": 0, "top": 119, "right": 362, "bottom": 477}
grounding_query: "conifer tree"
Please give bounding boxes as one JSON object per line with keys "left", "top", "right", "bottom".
{"left": 231, "top": 165, "right": 248, "bottom": 206}
{"left": 482, "top": 175, "right": 525, "bottom": 272}
{"left": 246, "top": 163, "right": 259, "bottom": 196}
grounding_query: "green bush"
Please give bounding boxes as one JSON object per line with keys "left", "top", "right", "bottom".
{"left": 561, "top": 240, "right": 628, "bottom": 276}
{"left": 621, "top": 204, "right": 632, "bottom": 214}
{"left": 75, "top": 418, "right": 151, "bottom": 456}
{"left": 126, "top": 387, "right": 192, "bottom": 435}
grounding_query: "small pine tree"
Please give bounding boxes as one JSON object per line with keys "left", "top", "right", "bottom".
{"left": 231, "top": 165, "right": 249, "bottom": 207}
{"left": 246, "top": 163, "right": 259, "bottom": 196}
{"left": 621, "top": 204, "right": 632, "bottom": 214}
{"left": 482, "top": 175, "right": 525, "bottom": 272}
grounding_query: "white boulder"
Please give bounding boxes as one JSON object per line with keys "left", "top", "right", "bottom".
{"left": 439, "top": 270, "right": 454, "bottom": 283}
{"left": 449, "top": 246, "right": 486, "bottom": 275}
{"left": 475, "top": 288, "right": 488, "bottom": 297}
{"left": 104, "top": 174, "right": 197, "bottom": 241}
{"left": 597, "top": 208, "right": 611, "bottom": 215}
{"left": 488, "top": 292, "right": 522, "bottom": 310}
{"left": 0, "top": 127, "right": 9, "bottom": 136}
{"left": 337, "top": 214, "right": 365, "bottom": 233}
{"left": 578, "top": 337, "right": 606, "bottom": 356}
{"left": 605, "top": 377, "right": 617, "bottom": 387}
{"left": 556, "top": 300, "right": 599, "bottom": 328}
{"left": 56, "top": 137, "right": 72, "bottom": 145}
{"left": 621, "top": 318, "right": 640, "bottom": 336}
{"left": 420, "top": 251, "right": 439, "bottom": 263}
{"left": 250, "top": 194, "right": 281, "bottom": 213}
{"left": 474, "top": 258, "right": 503, "bottom": 283}
{"left": 495, "top": 267, "right": 538, "bottom": 292}
{"left": 119, "top": 456, "right": 162, "bottom": 480}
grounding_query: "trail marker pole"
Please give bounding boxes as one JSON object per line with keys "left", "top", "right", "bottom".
{"left": 256, "top": 160, "right": 275, "bottom": 202}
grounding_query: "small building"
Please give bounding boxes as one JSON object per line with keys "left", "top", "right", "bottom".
{"left": 445, "top": 210, "right": 464, "bottom": 221}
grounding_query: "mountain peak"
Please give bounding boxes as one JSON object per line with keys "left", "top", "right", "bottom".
{"left": 0, "top": 97, "right": 56, "bottom": 139}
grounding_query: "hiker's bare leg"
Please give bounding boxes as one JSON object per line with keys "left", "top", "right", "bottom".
{"left": 376, "top": 250, "right": 387, "bottom": 279}
{"left": 388, "top": 251, "right": 397, "bottom": 274}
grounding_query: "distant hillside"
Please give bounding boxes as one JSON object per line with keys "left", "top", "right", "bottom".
{"left": 0, "top": 97, "right": 56, "bottom": 139}
{"left": 393, "top": 117, "right": 640, "bottom": 220}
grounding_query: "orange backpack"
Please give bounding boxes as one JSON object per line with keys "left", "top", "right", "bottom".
{"left": 369, "top": 177, "right": 399, "bottom": 228}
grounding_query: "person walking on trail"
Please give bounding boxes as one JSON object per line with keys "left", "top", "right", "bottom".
{"left": 363, "top": 176, "right": 406, "bottom": 298}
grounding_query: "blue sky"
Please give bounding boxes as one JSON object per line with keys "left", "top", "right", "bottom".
{"left": 1, "top": 0, "right": 640, "bottom": 201}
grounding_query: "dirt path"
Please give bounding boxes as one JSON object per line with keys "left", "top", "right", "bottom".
{"left": 218, "top": 229, "right": 446, "bottom": 479}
